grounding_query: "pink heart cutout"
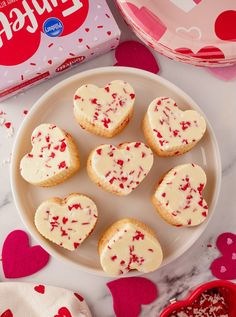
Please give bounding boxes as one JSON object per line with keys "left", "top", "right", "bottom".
{"left": 210, "top": 232, "right": 236, "bottom": 280}
{"left": 107, "top": 277, "right": 158, "bottom": 317}
{"left": 2, "top": 230, "right": 50, "bottom": 278}
{"left": 114, "top": 40, "right": 160, "bottom": 74}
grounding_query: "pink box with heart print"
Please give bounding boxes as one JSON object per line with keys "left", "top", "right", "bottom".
{"left": 0, "top": 0, "right": 120, "bottom": 101}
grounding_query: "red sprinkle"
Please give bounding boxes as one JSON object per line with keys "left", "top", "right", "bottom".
{"left": 117, "top": 160, "right": 124, "bottom": 166}
{"left": 130, "top": 93, "right": 135, "bottom": 100}
{"left": 58, "top": 161, "right": 66, "bottom": 169}
{"left": 4, "top": 122, "right": 11, "bottom": 129}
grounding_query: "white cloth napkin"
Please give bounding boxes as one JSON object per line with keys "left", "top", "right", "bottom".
{"left": 0, "top": 282, "right": 92, "bottom": 317}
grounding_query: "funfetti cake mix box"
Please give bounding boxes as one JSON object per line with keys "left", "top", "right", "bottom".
{"left": 0, "top": 0, "right": 120, "bottom": 100}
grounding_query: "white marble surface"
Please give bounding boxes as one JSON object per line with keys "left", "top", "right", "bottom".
{"left": 0, "top": 2, "right": 236, "bottom": 316}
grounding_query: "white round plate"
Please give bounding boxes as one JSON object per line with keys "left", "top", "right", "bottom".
{"left": 11, "top": 67, "right": 221, "bottom": 276}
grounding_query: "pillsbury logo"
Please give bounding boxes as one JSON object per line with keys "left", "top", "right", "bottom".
{"left": 43, "top": 17, "right": 64, "bottom": 37}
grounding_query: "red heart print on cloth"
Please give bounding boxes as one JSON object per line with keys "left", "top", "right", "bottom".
{"left": 107, "top": 277, "right": 158, "bottom": 317}
{"left": 114, "top": 40, "right": 160, "bottom": 74}
{"left": 34, "top": 285, "right": 45, "bottom": 294}
{"left": 0, "top": 310, "right": 13, "bottom": 317}
{"left": 215, "top": 10, "right": 236, "bottom": 41}
{"left": 0, "top": 0, "right": 89, "bottom": 65}
{"left": 175, "top": 46, "right": 225, "bottom": 59}
{"left": 54, "top": 307, "right": 72, "bottom": 317}
{"left": 0, "top": 282, "right": 92, "bottom": 316}
{"left": 210, "top": 232, "right": 236, "bottom": 280}
{"left": 2, "top": 230, "right": 50, "bottom": 278}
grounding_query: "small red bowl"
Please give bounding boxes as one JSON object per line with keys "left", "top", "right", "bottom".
{"left": 160, "top": 280, "right": 236, "bottom": 317}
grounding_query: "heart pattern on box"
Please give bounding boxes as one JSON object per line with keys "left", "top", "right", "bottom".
{"left": 175, "top": 46, "right": 225, "bottom": 59}
{"left": 88, "top": 142, "right": 154, "bottom": 196}
{"left": 107, "top": 277, "right": 158, "bottom": 317}
{"left": 35, "top": 194, "right": 98, "bottom": 251}
{"left": 153, "top": 164, "right": 208, "bottom": 227}
{"left": 2, "top": 230, "right": 50, "bottom": 278}
{"left": 122, "top": 3, "right": 167, "bottom": 42}
{"left": 73, "top": 81, "right": 135, "bottom": 137}
{"left": 215, "top": 10, "right": 236, "bottom": 42}
{"left": 144, "top": 97, "right": 206, "bottom": 156}
{"left": 170, "top": 0, "right": 202, "bottom": 13}
{"left": 210, "top": 232, "right": 236, "bottom": 280}
{"left": 114, "top": 40, "right": 159, "bottom": 74}
{"left": 20, "top": 123, "right": 80, "bottom": 187}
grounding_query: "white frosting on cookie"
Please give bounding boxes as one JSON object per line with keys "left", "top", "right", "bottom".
{"left": 90, "top": 142, "right": 154, "bottom": 195}
{"left": 154, "top": 164, "right": 208, "bottom": 227}
{"left": 20, "top": 124, "right": 78, "bottom": 185}
{"left": 73, "top": 80, "right": 135, "bottom": 132}
{"left": 35, "top": 194, "right": 98, "bottom": 251}
{"left": 146, "top": 97, "right": 206, "bottom": 154}
{"left": 100, "top": 222, "right": 163, "bottom": 275}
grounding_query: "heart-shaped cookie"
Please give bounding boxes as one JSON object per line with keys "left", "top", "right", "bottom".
{"left": 87, "top": 142, "right": 154, "bottom": 196}
{"left": 143, "top": 97, "right": 206, "bottom": 156}
{"left": 35, "top": 194, "right": 98, "bottom": 251}
{"left": 73, "top": 80, "right": 135, "bottom": 138}
{"left": 20, "top": 124, "right": 80, "bottom": 187}
{"left": 152, "top": 164, "right": 208, "bottom": 227}
{"left": 99, "top": 218, "right": 163, "bottom": 275}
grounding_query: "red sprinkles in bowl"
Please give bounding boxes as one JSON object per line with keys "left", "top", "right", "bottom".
{"left": 170, "top": 288, "right": 229, "bottom": 317}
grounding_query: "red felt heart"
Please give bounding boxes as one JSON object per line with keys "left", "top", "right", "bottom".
{"left": 54, "top": 307, "right": 72, "bottom": 317}
{"left": 0, "top": 310, "right": 13, "bottom": 317}
{"left": 34, "top": 285, "right": 45, "bottom": 294}
{"left": 160, "top": 280, "right": 236, "bottom": 317}
{"left": 215, "top": 10, "right": 236, "bottom": 41}
{"left": 210, "top": 232, "right": 236, "bottom": 280}
{"left": 107, "top": 277, "right": 158, "bottom": 317}
{"left": 175, "top": 46, "right": 225, "bottom": 60}
{"left": 2, "top": 230, "right": 50, "bottom": 278}
{"left": 114, "top": 40, "right": 159, "bottom": 74}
